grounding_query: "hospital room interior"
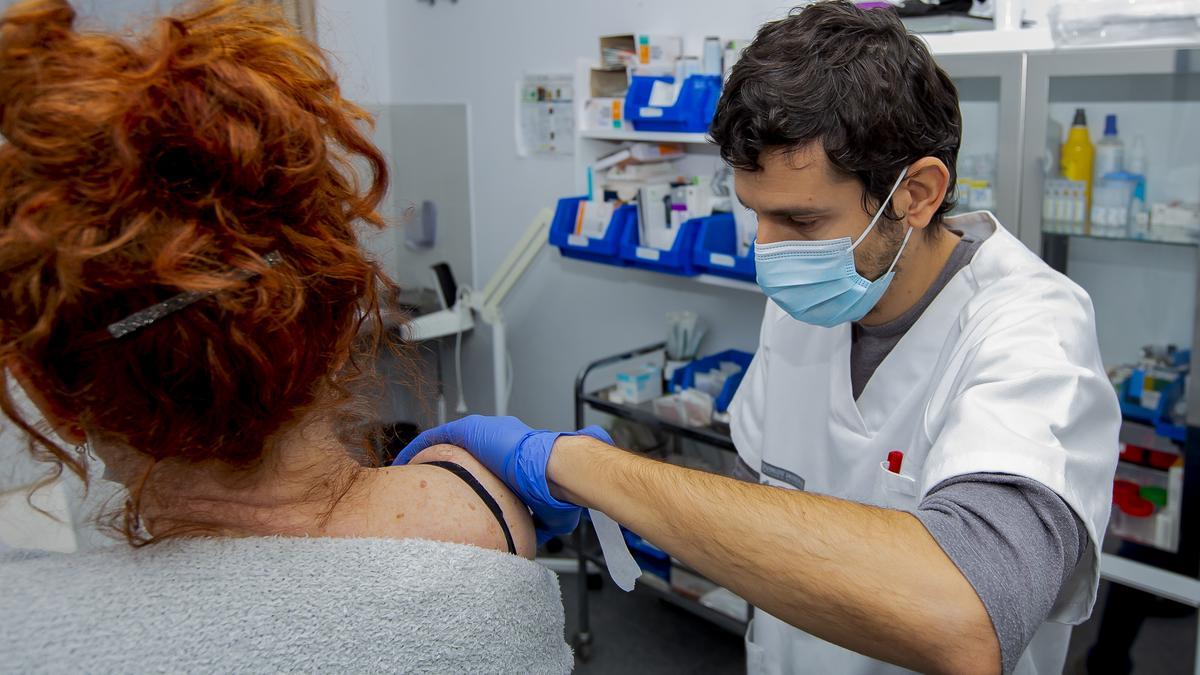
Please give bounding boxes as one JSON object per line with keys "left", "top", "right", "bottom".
{"left": 2, "top": 0, "right": 1200, "bottom": 673}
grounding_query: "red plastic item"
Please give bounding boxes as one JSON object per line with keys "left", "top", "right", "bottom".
{"left": 1119, "top": 444, "right": 1145, "bottom": 464}
{"left": 1147, "top": 450, "right": 1177, "bottom": 470}
{"left": 1117, "top": 494, "right": 1155, "bottom": 518}
{"left": 887, "top": 451, "right": 904, "bottom": 474}
{"left": 1113, "top": 480, "right": 1140, "bottom": 502}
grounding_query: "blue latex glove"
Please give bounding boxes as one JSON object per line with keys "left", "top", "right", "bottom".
{"left": 394, "top": 415, "right": 613, "bottom": 545}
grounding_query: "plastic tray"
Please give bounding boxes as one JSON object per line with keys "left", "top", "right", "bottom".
{"left": 623, "top": 74, "right": 722, "bottom": 133}
{"left": 547, "top": 196, "right": 631, "bottom": 267}
{"left": 669, "top": 349, "right": 755, "bottom": 412}
{"left": 1119, "top": 369, "right": 1187, "bottom": 442}
{"left": 691, "top": 212, "right": 756, "bottom": 282}
{"left": 619, "top": 209, "right": 701, "bottom": 276}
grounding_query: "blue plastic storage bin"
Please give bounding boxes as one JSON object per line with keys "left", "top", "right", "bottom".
{"left": 622, "top": 529, "right": 671, "bottom": 581}
{"left": 619, "top": 209, "right": 700, "bottom": 276}
{"left": 547, "top": 196, "right": 631, "bottom": 267}
{"left": 623, "top": 74, "right": 722, "bottom": 133}
{"left": 1119, "top": 366, "right": 1189, "bottom": 442}
{"left": 691, "top": 213, "right": 756, "bottom": 282}
{"left": 669, "top": 349, "right": 755, "bottom": 412}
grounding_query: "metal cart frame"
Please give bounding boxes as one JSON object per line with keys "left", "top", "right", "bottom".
{"left": 570, "top": 342, "right": 744, "bottom": 661}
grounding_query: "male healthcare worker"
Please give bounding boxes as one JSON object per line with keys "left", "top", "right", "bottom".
{"left": 398, "top": 3, "right": 1120, "bottom": 674}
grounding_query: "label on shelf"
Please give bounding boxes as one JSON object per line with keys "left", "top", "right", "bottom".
{"left": 636, "top": 247, "right": 662, "bottom": 261}
{"left": 709, "top": 253, "right": 736, "bottom": 267}
{"left": 1141, "top": 389, "right": 1163, "bottom": 410}
{"left": 567, "top": 234, "right": 589, "bottom": 247}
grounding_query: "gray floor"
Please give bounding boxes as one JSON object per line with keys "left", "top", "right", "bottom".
{"left": 560, "top": 572, "right": 745, "bottom": 674}
{"left": 559, "top": 574, "right": 1196, "bottom": 674}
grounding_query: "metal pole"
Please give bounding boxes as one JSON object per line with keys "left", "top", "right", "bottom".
{"left": 573, "top": 385, "right": 592, "bottom": 659}
{"left": 492, "top": 316, "right": 507, "bottom": 416}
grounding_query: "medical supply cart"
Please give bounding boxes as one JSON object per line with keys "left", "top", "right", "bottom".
{"left": 571, "top": 342, "right": 747, "bottom": 661}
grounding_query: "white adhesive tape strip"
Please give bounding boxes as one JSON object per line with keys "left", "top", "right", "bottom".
{"left": 589, "top": 508, "right": 642, "bottom": 592}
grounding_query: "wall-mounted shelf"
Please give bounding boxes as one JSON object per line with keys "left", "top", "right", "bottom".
{"left": 579, "top": 128, "right": 713, "bottom": 145}
{"left": 695, "top": 273, "right": 758, "bottom": 294}
{"left": 1044, "top": 231, "right": 1199, "bottom": 249}
{"left": 921, "top": 26, "right": 1200, "bottom": 58}
{"left": 1122, "top": 420, "right": 1185, "bottom": 458}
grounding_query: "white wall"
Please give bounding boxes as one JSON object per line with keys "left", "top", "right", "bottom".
{"left": 314, "top": 0, "right": 392, "bottom": 106}
{"left": 375, "top": 1, "right": 800, "bottom": 429}
{"left": 0, "top": 0, "right": 185, "bottom": 553}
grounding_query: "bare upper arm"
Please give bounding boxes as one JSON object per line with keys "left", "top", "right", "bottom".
{"left": 391, "top": 444, "right": 536, "bottom": 559}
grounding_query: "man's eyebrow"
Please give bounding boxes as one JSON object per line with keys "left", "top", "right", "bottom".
{"left": 759, "top": 205, "right": 832, "bottom": 218}
{"left": 734, "top": 191, "right": 830, "bottom": 218}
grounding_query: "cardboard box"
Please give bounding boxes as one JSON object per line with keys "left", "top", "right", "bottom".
{"left": 589, "top": 67, "right": 629, "bottom": 98}
{"left": 600, "top": 33, "right": 683, "bottom": 69}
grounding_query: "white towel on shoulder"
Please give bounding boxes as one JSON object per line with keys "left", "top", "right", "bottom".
{"left": 0, "top": 536, "right": 573, "bottom": 674}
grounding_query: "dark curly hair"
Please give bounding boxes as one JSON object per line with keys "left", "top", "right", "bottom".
{"left": 0, "top": 0, "right": 416, "bottom": 543}
{"left": 709, "top": 1, "right": 962, "bottom": 228}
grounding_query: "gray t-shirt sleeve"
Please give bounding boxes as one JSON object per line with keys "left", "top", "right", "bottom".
{"left": 915, "top": 473, "right": 1088, "bottom": 674}
{"left": 732, "top": 455, "right": 760, "bottom": 483}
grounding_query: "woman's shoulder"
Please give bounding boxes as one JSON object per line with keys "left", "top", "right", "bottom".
{"left": 362, "top": 445, "right": 537, "bottom": 559}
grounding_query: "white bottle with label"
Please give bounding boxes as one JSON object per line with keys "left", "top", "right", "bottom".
{"left": 1126, "top": 134, "right": 1149, "bottom": 239}
{"left": 1095, "top": 114, "right": 1124, "bottom": 182}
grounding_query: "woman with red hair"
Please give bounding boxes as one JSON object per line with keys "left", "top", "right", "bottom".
{"left": 0, "top": 1, "right": 573, "bottom": 671}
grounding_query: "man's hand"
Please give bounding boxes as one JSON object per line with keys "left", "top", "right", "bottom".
{"left": 395, "top": 415, "right": 613, "bottom": 545}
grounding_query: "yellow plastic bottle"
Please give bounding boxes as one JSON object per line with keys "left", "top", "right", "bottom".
{"left": 1060, "top": 108, "right": 1095, "bottom": 232}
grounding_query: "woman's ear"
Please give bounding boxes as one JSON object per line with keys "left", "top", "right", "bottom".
{"left": 7, "top": 360, "right": 85, "bottom": 445}
{"left": 895, "top": 157, "right": 951, "bottom": 232}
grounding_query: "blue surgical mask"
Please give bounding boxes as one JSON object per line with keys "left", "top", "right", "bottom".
{"left": 754, "top": 169, "right": 911, "bottom": 327}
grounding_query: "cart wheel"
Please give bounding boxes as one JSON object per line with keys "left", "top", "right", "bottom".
{"left": 572, "top": 632, "right": 594, "bottom": 662}
{"left": 586, "top": 572, "right": 604, "bottom": 591}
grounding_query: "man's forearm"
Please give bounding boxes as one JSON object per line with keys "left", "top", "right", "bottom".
{"left": 549, "top": 436, "right": 1000, "bottom": 675}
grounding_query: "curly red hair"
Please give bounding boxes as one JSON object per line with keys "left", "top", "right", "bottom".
{"left": 0, "top": 0, "right": 409, "bottom": 541}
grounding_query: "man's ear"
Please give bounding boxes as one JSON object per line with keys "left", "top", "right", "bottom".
{"left": 7, "top": 360, "right": 85, "bottom": 445}
{"left": 894, "top": 157, "right": 950, "bottom": 231}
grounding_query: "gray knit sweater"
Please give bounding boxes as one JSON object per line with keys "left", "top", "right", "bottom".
{"left": 0, "top": 536, "right": 573, "bottom": 674}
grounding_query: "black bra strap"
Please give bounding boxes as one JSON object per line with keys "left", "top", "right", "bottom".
{"left": 424, "top": 461, "right": 517, "bottom": 555}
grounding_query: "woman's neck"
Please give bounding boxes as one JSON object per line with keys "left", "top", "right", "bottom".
{"left": 94, "top": 415, "right": 373, "bottom": 538}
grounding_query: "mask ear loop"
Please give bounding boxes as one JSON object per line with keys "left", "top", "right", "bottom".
{"left": 886, "top": 226, "right": 915, "bottom": 276}
{"left": 851, "top": 168, "right": 910, "bottom": 250}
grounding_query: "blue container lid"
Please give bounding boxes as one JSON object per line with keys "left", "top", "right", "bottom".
{"left": 1104, "top": 114, "right": 1118, "bottom": 137}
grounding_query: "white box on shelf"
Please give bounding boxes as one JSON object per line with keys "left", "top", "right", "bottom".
{"left": 700, "top": 587, "right": 750, "bottom": 623}
{"left": 573, "top": 200, "right": 615, "bottom": 240}
{"left": 638, "top": 184, "right": 674, "bottom": 249}
{"left": 584, "top": 97, "right": 624, "bottom": 130}
{"left": 722, "top": 38, "right": 752, "bottom": 80}
{"left": 1150, "top": 202, "right": 1200, "bottom": 243}
{"left": 616, "top": 363, "right": 663, "bottom": 404}
{"left": 670, "top": 562, "right": 718, "bottom": 600}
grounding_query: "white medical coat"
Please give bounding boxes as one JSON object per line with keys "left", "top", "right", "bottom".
{"left": 730, "top": 212, "right": 1120, "bottom": 675}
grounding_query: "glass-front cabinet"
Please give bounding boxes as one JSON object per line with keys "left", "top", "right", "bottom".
{"left": 1019, "top": 49, "right": 1200, "bottom": 574}
{"left": 933, "top": 45, "right": 1200, "bottom": 666}
{"left": 937, "top": 53, "right": 1025, "bottom": 229}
